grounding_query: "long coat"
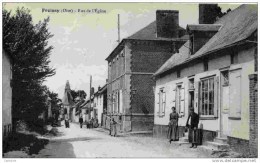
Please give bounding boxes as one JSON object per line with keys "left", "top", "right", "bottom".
{"left": 167, "top": 112, "right": 179, "bottom": 140}
{"left": 186, "top": 112, "right": 200, "bottom": 144}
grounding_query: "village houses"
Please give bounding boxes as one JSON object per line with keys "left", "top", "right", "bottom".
{"left": 105, "top": 10, "right": 188, "bottom": 132}
{"left": 153, "top": 4, "right": 257, "bottom": 156}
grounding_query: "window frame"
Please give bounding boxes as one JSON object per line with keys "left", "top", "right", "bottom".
{"left": 199, "top": 76, "right": 218, "bottom": 118}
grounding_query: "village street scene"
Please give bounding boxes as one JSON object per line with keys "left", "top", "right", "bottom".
{"left": 2, "top": 2, "right": 258, "bottom": 159}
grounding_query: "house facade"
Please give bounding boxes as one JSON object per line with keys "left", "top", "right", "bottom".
{"left": 3, "top": 50, "right": 13, "bottom": 138}
{"left": 105, "top": 10, "right": 187, "bottom": 132}
{"left": 153, "top": 4, "right": 257, "bottom": 155}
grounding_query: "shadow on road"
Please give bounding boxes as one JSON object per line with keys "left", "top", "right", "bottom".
{"left": 36, "top": 141, "right": 76, "bottom": 158}
{"left": 50, "top": 137, "right": 102, "bottom": 143}
{"left": 3, "top": 132, "right": 49, "bottom": 157}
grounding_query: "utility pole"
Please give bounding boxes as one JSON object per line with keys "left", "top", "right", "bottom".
{"left": 89, "top": 75, "right": 92, "bottom": 120}
{"left": 117, "top": 14, "right": 120, "bottom": 43}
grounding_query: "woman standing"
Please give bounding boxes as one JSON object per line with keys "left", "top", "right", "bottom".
{"left": 167, "top": 107, "right": 179, "bottom": 143}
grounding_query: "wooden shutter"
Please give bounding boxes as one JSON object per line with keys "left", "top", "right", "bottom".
{"left": 172, "top": 87, "right": 176, "bottom": 108}
{"left": 162, "top": 92, "right": 166, "bottom": 116}
{"left": 229, "top": 69, "right": 242, "bottom": 118}
{"left": 214, "top": 76, "right": 219, "bottom": 117}
{"left": 157, "top": 92, "right": 160, "bottom": 116}
{"left": 180, "top": 85, "right": 185, "bottom": 116}
{"left": 194, "top": 81, "right": 200, "bottom": 114}
{"left": 119, "top": 90, "right": 123, "bottom": 113}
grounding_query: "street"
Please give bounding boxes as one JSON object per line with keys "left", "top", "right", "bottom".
{"left": 34, "top": 122, "right": 212, "bottom": 158}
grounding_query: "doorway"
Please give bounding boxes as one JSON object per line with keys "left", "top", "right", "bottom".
{"left": 220, "top": 70, "right": 229, "bottom": 138}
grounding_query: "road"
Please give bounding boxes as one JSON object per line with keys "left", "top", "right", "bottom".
{"left": 35, "top": 122, "right": 212, "bottom": 158}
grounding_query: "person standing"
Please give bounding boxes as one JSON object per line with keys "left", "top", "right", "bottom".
{"left": 111, "top": 118, "right": 118, "bottom": 137}
{"left": 186, "top": 107, "right": 199, "bottom": 148}
{"left": 65, "top": 114, "right": 70, "bottom": 128}
{"left": 79, "top": 115, "right": 83, "bottom": 128}
{"left": 167, "top": 107, "right": 179, "bottom": 143}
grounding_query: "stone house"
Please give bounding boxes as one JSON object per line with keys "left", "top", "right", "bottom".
{"left": 105, "top": 10, "right": 188, "bottom": 132}
{"left": 153, "top": 4, "right": 257, "bottom": 155}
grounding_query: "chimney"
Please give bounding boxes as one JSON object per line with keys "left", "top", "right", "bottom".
{"left": 156, "top": 10, "right": 179, "bottom": 38}
{"left": 199, "top": 4, "right": 219, "bottom": 24}
{"left": 91, "top": 87, "right": 95, "bottom": 96}
{"left": 98, "top": 86, "right": 101, "bottom": 91}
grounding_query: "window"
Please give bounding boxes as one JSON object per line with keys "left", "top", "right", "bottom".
{"left": 203, "top": 59, "right": 208, "bottom": 71}
{"left": 221, "top": 70, "right": 229, "bottom": 86}
{"left": 157, "top": 89, "right": 166, "bottom": 116}
{"left": 117, "top": 91, "right": 120, "bottom": 113}
{"left": 189, "top": 78, "right": 195, "bottom": 90}
{"left": 199, "top": 77, "right": 218, "bottom": 117}
{"left": 177, "top": 70, "right": 181, "bottom": 78}
{"left": 231, "top": 49, "right": 238, "bottom": 64}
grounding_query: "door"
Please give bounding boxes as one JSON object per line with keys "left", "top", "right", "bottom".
{"left": 220, "top": 71, "right": 229, "bottom": 137}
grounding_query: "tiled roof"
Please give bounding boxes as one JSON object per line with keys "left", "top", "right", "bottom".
{"left": 154, "top": 40, "right": 190, "bottom": 76}
{"left": 106, "top": 21, "right": 188, "bottom": 61}
{"left": 154, "top": 4, "right": 257, "bottom": 77}
{"left": 127, "top": 21, "right": 187, "bottom": 41}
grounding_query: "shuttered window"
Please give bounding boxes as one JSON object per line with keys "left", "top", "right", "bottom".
{"left": 157, "top": 89, "right": 166, "bottom": 117}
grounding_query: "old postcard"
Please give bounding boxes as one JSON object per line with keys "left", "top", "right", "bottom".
{"left": 2, "top": 1, "right": 258, "bottom": 160}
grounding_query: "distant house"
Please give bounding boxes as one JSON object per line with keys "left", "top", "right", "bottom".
{"left": 105, "top": 10, "right": 188, "bottom": 132}
{"left": 92, "top": 84, "right": 107, "bottom": 126}
{"left": 2, "top": 50, "right": 13, "bottom": 138}
{"left": 153, "top": 4, "right": 257, "bottom": 155}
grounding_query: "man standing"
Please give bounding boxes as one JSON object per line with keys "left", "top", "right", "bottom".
{"left": 186, "top": 107, "right": 199, "bottom": 148}
{"left": 79, "top": 115, "right": 83, "bottom": 128}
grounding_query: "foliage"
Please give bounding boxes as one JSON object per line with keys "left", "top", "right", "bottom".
{"left": 200, "top": 4, "right": 232, "bottom": 24}
{"left": 70, "top": 89, "right": 87, "bottom": 102}
{"left": 3, "top": 7, "right": 55, "bottom": 126}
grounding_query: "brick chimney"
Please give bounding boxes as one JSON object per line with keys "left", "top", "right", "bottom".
{"left": 199, "top": 4, "right": 219, "bottom": 24}
{"left": 156, "top": 10, "right": 179, "bottom": 38}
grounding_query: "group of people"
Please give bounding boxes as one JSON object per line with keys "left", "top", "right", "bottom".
{"left": 167, "top": 106, "right": 200, "bottom": 148}
{"left": 79, "top": 116, "right": 99, "bottom": 129}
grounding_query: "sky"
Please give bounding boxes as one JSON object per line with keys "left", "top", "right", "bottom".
{"left": 3, "top": 2, "right": 241, "bottom": 99}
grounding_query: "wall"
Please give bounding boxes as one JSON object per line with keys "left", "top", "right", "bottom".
{"left": 248, "top": 73, "right": 258, "bottom": 157}
{"left": 2, "top": 51, "right": 12, "bottom": 137}
{"left": 154, "top": 46, "right": 255, "bottom": 140}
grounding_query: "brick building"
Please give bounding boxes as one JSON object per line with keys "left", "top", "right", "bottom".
{"left": 153, "top": 4, "right": 257, "bottom": 155}
{"left": 105, "top": 10, "right": 187, "bottom": 132}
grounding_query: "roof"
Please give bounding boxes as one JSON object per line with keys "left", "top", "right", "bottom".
{"left": 106, "top": 21, "right": 188, "bottom": 61}
{"left": 154, "top": 4, "right": 257, "bottom": 77}
{"left": 127, "top": 21, "right": 186, "bottom": 41}
{"left": 186, "top": 24, "right": 222, "bottom": 32}
{"left": 154, "top": 40, "right": 190, "bottom": 76}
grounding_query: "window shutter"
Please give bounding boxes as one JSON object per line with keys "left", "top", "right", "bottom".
{"left": 180, "top": 86, "right": 185, "bottom": 116}
{"left": 194, "top": 81, "right": 199, "bottom": 114}
{"left": 195, "top": 81, "right": 202, "bottom": 115}
{"left": 162, "top": 92, "right": 166, "bottom": 115}
{"left": 172, "top": 87, "right": 176, "bottom": 108}
{"left": 157, "top": 92, "right": 160, "bottom": 116}
{"left": 119, "top": 90, "right": 123, "bottom": 113}
{"left": 214, "top": 76, "right": 219, "bottom": 117}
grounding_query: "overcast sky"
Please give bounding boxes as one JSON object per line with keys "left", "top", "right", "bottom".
{"left": 4, "top": 2, "right": 241, "bottom": 99}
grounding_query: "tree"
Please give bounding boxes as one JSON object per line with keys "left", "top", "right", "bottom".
{"left": 199, "top": 4, "right": 232, "bottom": 24}
{"left": 70, "top": 89, "right": 87, "bottom": 102}
{"left": 3, "top": 7, "right": 55, "bottom": 128}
